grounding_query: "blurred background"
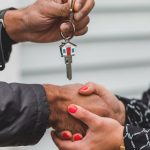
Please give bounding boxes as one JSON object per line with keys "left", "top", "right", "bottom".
{"left": 0, "top": 0, "right": 150, "bottom": 149}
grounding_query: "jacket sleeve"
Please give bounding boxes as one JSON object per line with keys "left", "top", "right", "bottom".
{"left": 0, "top": 82, "right": 49, "bottom": 146}
{"left": 116, "top": 89, "right": 150, "bottom": 149}
{"left": 124, "top": 124, "right": 150, "bottom": 150}
{"left": 117, "top": 88, "right": 150, "bottom": 128}
{"left": 0, "top": 8, "right": 17, "bottom": 63}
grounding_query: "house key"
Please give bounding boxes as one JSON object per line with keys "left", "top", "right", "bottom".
{"left": 59, "top": 0, "right": 76, "bottom": 80}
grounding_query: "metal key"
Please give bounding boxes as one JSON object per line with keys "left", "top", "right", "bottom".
{"left": 59, "top": 0, "right": 76, "bottom": 80}
{"left": 60, "top": 39, "right": 76, "bottom": 80}
{"left": 65, "top": 55, "right": 72, "bottom": 80}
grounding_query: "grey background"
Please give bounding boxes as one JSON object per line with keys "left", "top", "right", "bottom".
{"left": 0, "top": 0, "right": 150, "bottom": 149}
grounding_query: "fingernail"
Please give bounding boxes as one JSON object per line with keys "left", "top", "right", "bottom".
{"left": 62, "top": 132, "right": 70, "bottom": 139}
{"left": 80, "top": 86, "right": 88, "bottom": 91}
{"left": 73, "top": 134, "right": 82, "bottom": 141}
{"left": 68, "top": 105, "right": 78, "bottom": 113}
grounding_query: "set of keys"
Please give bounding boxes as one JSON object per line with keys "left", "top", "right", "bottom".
{"left": 59, "top": 0, "right": 76, "bottom": 80}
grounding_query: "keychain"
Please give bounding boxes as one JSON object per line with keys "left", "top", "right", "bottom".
{"left": 59, "top": 0, "right": 76, "bottom": 80}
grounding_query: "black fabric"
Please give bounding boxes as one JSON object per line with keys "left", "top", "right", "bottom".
{"left": 0, "top": 8, "right": 17, "bottom": 70}
{"left": 0, "top": 23, "right": 5, "bottom": 70}
{"left": 118, "top": 89, "right": 150, "bottom": 150}
{"left": 0, "top": 82, "right": 49, "bottom": 146}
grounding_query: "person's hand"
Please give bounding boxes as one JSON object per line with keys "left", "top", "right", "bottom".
{"left": 51, "top": 104, "right": 124, "bottom": 150}
{"left": 43, "top": 83, "right": 114, "bottom": 136}
{"left": 79, "top": 82, "right": 126, "bottom": 125}
{"left": 4, "top": 0, "right": 95, "bottom": 43}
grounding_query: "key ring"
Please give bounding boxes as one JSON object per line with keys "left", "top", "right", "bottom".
{"left": 60, "top": 20, "right": 75, "bottom": 41}
{"left": 61, "top": 0, "right": 75, "bottom": 41}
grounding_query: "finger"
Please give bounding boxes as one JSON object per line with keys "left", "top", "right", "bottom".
{"left": 74, "top": 26, "right": 88, "bottom": 36}
{"left": 60, "top": 16, "right": 89, "bottom": 33}
{"left": 51, "top": 131, "right": 77, "bottom": 150}
{"left": 74, "top": 0, "right": 95, "bottom": 21}
{"left": 72, "top": 133, "right": 83, "bottom": 141}
{"left": 74, "top": 0, "right": 86, "bottom": 12}
{"left": 60, "top": 22, "right": 72, "bottom": 33}
{"left": 59, "top": 130, "right": 73, "bottom": 140}
{"left": 75, "top": 16, "right": 90, "bottom": 30}
{"left": 51, "top": 2, "right": 70, "bottom": 17}
{"left": 79, "top": 82, "right": 106, "bottom": 96}
{"left": 68, "top": 104, "right": 100, "bottom": 129}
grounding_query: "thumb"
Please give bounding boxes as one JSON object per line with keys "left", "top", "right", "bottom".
{"left": 68, "top": 104, "right": 101, "bottom": 130}
{"left": 52, "top": 2, "right": 70, "bottom": 17}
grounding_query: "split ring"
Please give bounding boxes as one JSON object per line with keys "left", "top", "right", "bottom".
{"left": 60, "top": 20, "right": 76, "bottom": 41}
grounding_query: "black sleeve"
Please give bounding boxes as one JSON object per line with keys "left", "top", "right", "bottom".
{"left": 0, "top": 82, "right": 49, "bottom": 146}
{"left": 1, "top": 25, "right": 15, "bottom": 62}
{"left": 124, "top": 124, "right": 150, "bottom": 150}
{"left": 0, "top": 8, "right": 17, "bottom": 68}
{"left": 116, "top": 90, "right": 150, "bottom": 149}
{"left": 117, "top": 89, "right": 150, "bottom": 128}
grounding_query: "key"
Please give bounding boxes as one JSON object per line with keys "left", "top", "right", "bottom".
{"left": 60, "top": 40, "right": 76, "bottom": 80}
{"left": 59, "top": 0, "right": 76, "bottom": 80}
{"left": 65, "top": 56, "right": 72, "bottom": 80}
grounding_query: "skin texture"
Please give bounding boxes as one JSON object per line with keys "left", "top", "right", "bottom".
{"left": 44, "top": 83, "right": 117, "bottom": 137}
{"left": 78, "top": 82, "right": 126, "bottom": 125}
{"left": 51, "top": 104, "right": 124, "bottom": 150}
{"left": 3, "top": 0, "right": 95, "bottom": 43}
{"left": 58, "top": 82, "right": 126, "bottom": 140}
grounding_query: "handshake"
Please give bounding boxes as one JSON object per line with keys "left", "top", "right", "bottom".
{"left": 43, "top": 82, "right": 126, "bottom": 139}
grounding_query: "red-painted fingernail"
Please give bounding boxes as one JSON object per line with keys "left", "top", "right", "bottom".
{"left": 73, "top": 134, "right": 82, "bottom": 141}
{"left": 68, "top": 105, "right": 77, "bottom": 113}
{"left": 80, "top": 86, "right": 88, "bottom": 91}
{"left": 62, "top": 132, "right": 70, "bottom": 139}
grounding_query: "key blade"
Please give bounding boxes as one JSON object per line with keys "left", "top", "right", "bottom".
{"left": 65, "top": 56, "right": 72, "bottom": 80}
{"left": 66, "top": 63, "right": 72, "bottom": 80}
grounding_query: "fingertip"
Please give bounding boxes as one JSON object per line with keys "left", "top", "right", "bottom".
{"left": 68, "top": 104, "right": 78, "bottom": 114}
{"left": 75, "top": 26, "right": 88, "bottom": 36}
{"left": 79, "top": 85, "right": 93, "bottom": 95}
{"left": 80, "top": 86, "right": 89, "bottom": 92}
{"left": 60, "top": 23, "right": 70, "bottom": 33}
{"left": 73, "top": 133, "right": 83, "bottom": 141}
{"left": 60, "top": 131, "right": 73, "bottom": 140}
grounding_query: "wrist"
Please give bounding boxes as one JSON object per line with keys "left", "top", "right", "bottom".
{"left": 43, "top": 84, "right": 61, "bottom": 127}
{"left": 4, "top": 9, "right": 28, "bottom": 42}
{"left": 43, "top": 84, "right": 60, "bottom": 103}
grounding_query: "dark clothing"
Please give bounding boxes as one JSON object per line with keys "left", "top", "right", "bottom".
{"left": 0, "top": 82, "right": 49, "bottom": 146}
{"left": 118, "top": 89, "right": 150, "bottom": 150}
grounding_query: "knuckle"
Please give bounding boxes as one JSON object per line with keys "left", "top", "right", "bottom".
{"left": 91, "top": 117, "right": 102, "bottom": 131}
{"left": 61, "top": 5, "right": 69, "bottom": 16}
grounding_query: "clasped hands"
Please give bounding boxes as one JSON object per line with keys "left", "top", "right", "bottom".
{"left": 43, "top": 82, "right": 126, "bottom": 150}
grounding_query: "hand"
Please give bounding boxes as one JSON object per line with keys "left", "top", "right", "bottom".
{"left": 4, "top": 0, "right": 95, "bottom": 43}
{"left": 51, "top": 104, "right": 124, "bottom": 150}
{"left": 43, "top": 83, "right": 113, "bottom": 136}
{"left": 79, "top": 82, "right": 126, "bottom": 125}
